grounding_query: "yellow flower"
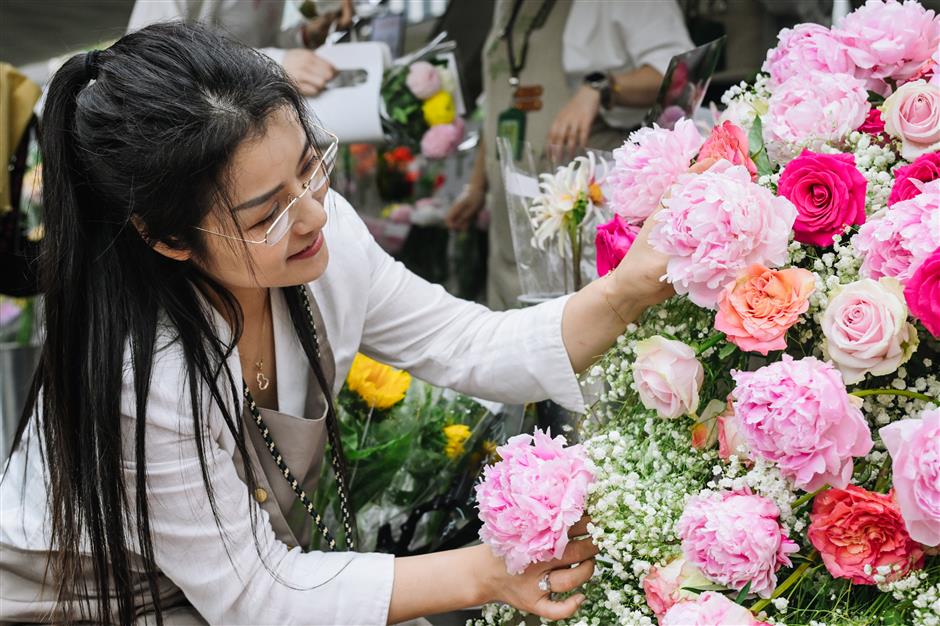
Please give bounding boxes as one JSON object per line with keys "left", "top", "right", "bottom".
{"left": 422, "top": 91, "right": 456, "bottom": 126}
{"left": 443, "top": 424, "right": 472, "bottom": 459}
{"left": 346, "top": 353, "right": 411, "bottom": 410}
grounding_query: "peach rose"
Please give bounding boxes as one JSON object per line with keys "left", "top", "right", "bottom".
{"left": 714, "top": 265, "right": 816, "bottom": 355}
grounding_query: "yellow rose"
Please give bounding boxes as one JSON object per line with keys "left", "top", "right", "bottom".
{"left": 443, "top": 424, "right": 471, "bottom": 459}
{"left": 422, "top": 91, "right": 456, "bottom": 126}
{"left": 346, "top": 353, "right": 411, "bottom": 410}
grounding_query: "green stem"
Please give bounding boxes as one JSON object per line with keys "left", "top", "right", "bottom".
{"left": 874, "top": 453, "right": 893, "bottom": 493}
{"left": 849, "top": 388, "right": 935, "bottom": 403}
{"left": 792, "top": 486, "right": 828, "bottom": 509}
{"left": 750, "top": 552, "right": 817, "bottom": 614}
{"left": 568, "top": 223, "right": 583, "bottom": 292}
{"left": 695, "top": 332, "right": 726, "bottom": 355}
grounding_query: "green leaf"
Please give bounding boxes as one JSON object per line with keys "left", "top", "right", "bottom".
{"left": 753, "top": 150, "right": 774, "bottom": 178}
{"left": 747, "top": 116, "right": 764, "bottom": 156}
{"left": 681, "top": 585, "right": 727, "bottom": 594}
{"left": 734, "top": 581, "right": 752, "bottom": 605}
{"left": 718, "top": 342, "right": 738, "bottom": 360}
{"left": 867, "top": 90, "right": 885, "bottom": 105}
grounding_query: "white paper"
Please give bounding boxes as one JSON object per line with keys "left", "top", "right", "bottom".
{"left": 505, "top": 171, "right": 540, "bottom": 199}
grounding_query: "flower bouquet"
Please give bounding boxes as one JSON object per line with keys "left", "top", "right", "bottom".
{"left": 475, "top": 2, "right": 940, "bottom": 624}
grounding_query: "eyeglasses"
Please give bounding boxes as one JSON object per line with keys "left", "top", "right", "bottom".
{"left": 197, "top": 126, "right": 339, "bottom": 247}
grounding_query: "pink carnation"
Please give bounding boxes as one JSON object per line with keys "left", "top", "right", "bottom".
{"left": 904, "top": 246, "right": 940, "bottom": 337}
{"left": 889, "top": 151, "right": 940, "bottom": 205}
{"left": 609, "top": 119, "right": 704, "bottom": 223}
{"left": 595, "top": 214, "right": 639, "bottom": 277}
{"left": 649, "top": 161, "right": 797, "bottom": 309}
{"left": 662, "top": 592, "right": 768, "bottom": 626}
{"left": 731, "top": 355, "right": 874, "bottom": 491}
{"left": 475, "top": 429, "right": 594, "bottom": 575}
{"left": 420, "top": 117, "right": 464, "bottom": 159}
{"left": 834, "top": 0, "right": 940, "bottom": 89}
{"left": 762, "top": 23, "right": 855, "bottom": 88}
{"left": 880, "top": 407, "right": 940, "bottom": 546}
{"left": 777, "top": 150, "right": 868, "bottom": 247}
{"left": 405, "top": 61, "right": 442, "bottom": 100}
{"left": 763, "top": 71, "right": 869, "bottom": 163}
{"left": 677, "top": 489, "right": 798, "bottom": 598}
{"left": 854, "top": 178, "right": 940, "bottom": 283}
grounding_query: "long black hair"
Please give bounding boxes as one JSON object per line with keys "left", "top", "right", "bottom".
{"left": 6, "top": 22, "right": 328, "bottom": 625}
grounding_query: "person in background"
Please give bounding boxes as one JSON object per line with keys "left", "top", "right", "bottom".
{"left": 127, "top": 0, "right": 354, "bottom": 96}
{"left": 447, "top": 0, "right": 692, "bottom": 311}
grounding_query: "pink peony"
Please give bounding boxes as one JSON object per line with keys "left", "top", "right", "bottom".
{"left": 677, "top": 489, "right": 798, "bottom": 598}
{"left": 715, "top": 264, "right": 816, "bottom": 355}
{"left": 762, "top": 23, "right": 855, "bottom": 88}
{"left": 808, "top": 485, "right": 925, "bottom": 584}
{"left": 662, "top": 592, "right": 768, "bottom": 626}
{"left": 834, "top": 0, "right": 940, "bottom": 89}
{"left": 475, "top": 429, "right": 594, "bottom": 575}
{"left": 696, "top": 121, "right": 757, "bottom": 180}
{"left": 405, "top": 61, "right": 442, "bottom": 100}
{"left": 595, "top": 214, "right": 640, "bottom": 276}
{"left": 882, "top": 80, "right": 940, "bottom": 161}
{"left": 643, "top": 557, "right": 711, "bottom": 619}
{"left": 763, "top": 71, "right": 869, "bottom": 163}
{"left": 904, "top": 246, "right": 940, "bottom": 337}
{"left": 858, "top": 108, "right": 887, "bottom": 136}
{"left": 632, "top": 336, "right": 704, "bottom": 419}
{"left": 821, "top": 277, "right": 918, "bottom": 384}
{"left": 777, "top": 150, "right": 868, "bottom": 247}
{"left": 889, "top": 151, "right": 940, "bottom": 205}
{"left": 854, "top": 178, "right": 940, "bottom": 283}
{"left": 420, "top": 117, "right": 464, "bottom": 160}
{"left": 609, "top": 119, "right": 704, "bottom": 223}
{"left": 649, "top": 161, "right": 797, "bottom": 308}
{"left": 880, "top": 407, "right": 940, "bottom": 546}
{"left": 731, "top": 355, "right": 874, "bottom": 491}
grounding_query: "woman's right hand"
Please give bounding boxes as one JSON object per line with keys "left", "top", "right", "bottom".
{"left": 282, "top": 49, "right": 337, "bottom": 96}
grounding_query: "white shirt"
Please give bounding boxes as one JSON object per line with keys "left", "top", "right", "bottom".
{"left": 562, "top": 0, "right": 693, "bottom": 129}
{"left": 127, "top": 0, "right": 305, "bottom": 64}
{"left": 0, "top": 191, "right": 583, "bottom": 625}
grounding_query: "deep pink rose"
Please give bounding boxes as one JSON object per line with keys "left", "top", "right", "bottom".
{"left": 880, "top": 408, "right": 940, "bottom": 546}
{"left": 697, "top": 121, "right": 757, "bottom": 180}
{"left": 777, "top": 150, "right": 868, "bottom": 247}
{"left": 883, "top": 80, "right": 940, "bottom": 160}
{"left": 595, "top": 215, "right": 639, "bottom": 277}
{"left": 889, "top": 151, "right": 940, "bottom": 205}
{"left": 763, "top": 23, "right": 855, "bottom": 88}
{"left": 809, "top": 485, "right": 925, "bottom": 584}
{"left": 643, "top": 557, "right": 711, "bottom": 619}
{"left": 858, "top": 108, "right": 887, "bottom": 136}
{"left": 904, "top": 246, "right": 940, "bottom": 337}
{"left": 677, "top": 489, "right": 798, "bottom": 598}
{"left": 405, "top": 61, "right": 442, "bottom": 100}
{"left": 731, "top": 355, "right": 873, "bottom": 491}
{"left": 662, "top": 592, "right": 768, "bottom": 626}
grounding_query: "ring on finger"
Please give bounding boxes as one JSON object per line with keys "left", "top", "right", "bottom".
{"left": 537, "top": 571, "right": 552, "bottom": 593}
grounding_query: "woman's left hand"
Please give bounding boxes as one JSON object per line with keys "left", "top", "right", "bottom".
{"left": 609, "top": 209, "right": 674, "bottom": 309}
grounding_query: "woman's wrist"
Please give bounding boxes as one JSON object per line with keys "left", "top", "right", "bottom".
{"left": 468, "top": 543, "right": 503, "bottom": 606}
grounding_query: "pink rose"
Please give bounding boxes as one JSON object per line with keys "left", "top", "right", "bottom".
{"left": 731, "top": 355, "right": 873, "bottom": 491}
{"left": 696, "top": 121, "right": 757, "bottom": 180}
{"left": 763, "top": 71, "right": 869, "bottom": 163}
{"left": 643, "top": 557, "right": 711, "bottom": 619}
{"left": 904, "top": 246, "right": 940, "bottom": 337}
{"left": 420, "top": 117, "right": 464, "bottom": 160}
{"left": 595, "top": 215, "right": 640, "bottom": 277}
{"left": 835, "top": 0, "right": 940, "bottom": 89}
{"left": 718, "top": 404, "right": 751, "bottom": 462}
{"left": 889, "top": 151, "right": 940, "bottom": 205}
{"left": 821, "top": 278, "right": 918, "bottom": 384}
{"left": 858, "top": 107, "right": 887, "bottom": 137}
{"left": 387, "top": 203, "right": 413, "bottom": 224}
{"left": 883, "top": 80, "right": 940, "bottom": 161}
{"left": 762, "top": 23, "right": 855, "bottom": 88}
{"left": 609, "top": 119, "right": 704, "bottom": 223}
{"left": 677, "top": 489, "right": 798, "bottom": 598}
{"left": 649, "top": 161, "right": 797, "bottom": 308}
{"left": 405, "top": 61, "right": 442, "bottom": 100}
{"left": 475, "top": 429, "right": 594, "bottom": 575}
{"left": 854, "top": 178, "right": 940, "bottom": 283}
{"left": 777, "top": 150, "right": 868, "bottom": 247}
{"left": 808, "top": 485, "right": 925, "bottom": 584}
{"left": 632, "top": 336, "right": 704, "bottom": 419}
{"left": 880, "top": 407, "right": 940, "bottom": 546}
{"left": 715, "top": 265, "right": 816, "bottom": 355}
{"left": 662, "top": 592, "right": 768, "bottom": 626}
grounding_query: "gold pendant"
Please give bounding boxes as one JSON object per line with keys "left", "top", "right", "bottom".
{"left": 256, "top": 370, "right": 270, "bottom": 390}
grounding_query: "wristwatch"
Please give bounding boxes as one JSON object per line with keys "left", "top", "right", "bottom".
{"left": 584, "top": 71, "right": 612, "bottom": 110}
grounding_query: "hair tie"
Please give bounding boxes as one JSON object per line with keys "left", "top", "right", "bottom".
{"left": 84, "top": 50, "right": 101, "bottom": 81}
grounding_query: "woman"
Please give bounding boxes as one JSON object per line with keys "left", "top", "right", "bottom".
{"left": 0, "top": 23, "right": 671, "bottom": 625}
